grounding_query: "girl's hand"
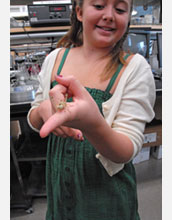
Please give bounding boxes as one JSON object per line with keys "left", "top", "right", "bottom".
{"left": 38, "top": 98, "right": 83, "bottom": 140}
{"left": 40, "top": 75, "right": 103, "bottom": 138}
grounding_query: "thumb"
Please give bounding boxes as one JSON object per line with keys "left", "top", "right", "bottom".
{"left": 39, "top": 110, "right": 70, "bottom": 138}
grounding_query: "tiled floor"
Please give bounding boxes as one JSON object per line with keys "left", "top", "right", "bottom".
{"left": 10, "top": 156, "right": 162, "bottom": 220}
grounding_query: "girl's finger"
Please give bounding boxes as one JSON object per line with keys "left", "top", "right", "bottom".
{"left": 52, "top": 131, "right": 67, "bottom": 138}
{"left": 49, "top": 84, "right": 67, "bottom": 111}
{"left": 60, "top": 126, "right": 84, "bottom": 140}
{"left": 39, "top": 105, "right": 72, "bottom": 138}
{"left": 55, "top": 75, "right": 87, "bottom": 98}
{"left": 52, "top": 127, "right": 67, "bottom": 137}
{"left": 49, "top": 83, "right": 67, "bottom": 98}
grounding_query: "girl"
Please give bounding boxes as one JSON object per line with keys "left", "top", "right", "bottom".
{"left": 27, "top": 0, "right": 155, "bottom": 219}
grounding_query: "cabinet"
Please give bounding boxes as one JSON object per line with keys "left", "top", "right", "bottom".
{"left": 10, "top": 102, "right": 48, "bottom": 212}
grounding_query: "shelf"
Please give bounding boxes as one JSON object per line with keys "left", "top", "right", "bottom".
{"left": 10, "top": 25, "right": 71, "bottom": 34}
{"left": 130, "top": 24, "right": 162, "bottom": 30}
{"left": 10, "top": 24, "right": 162, "bottom": 34}
{"left": 10, "top": 102, "right": 31, "bottom": 120}
{"left": 10, "top": 31, "right": 67, "bottom": 46}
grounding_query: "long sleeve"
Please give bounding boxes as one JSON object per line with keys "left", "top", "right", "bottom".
{"left": 96, "top": 54, "right": 156, "bottom": 176}
{"left": 27, "top": 48, "right": 61, "bottom": 132}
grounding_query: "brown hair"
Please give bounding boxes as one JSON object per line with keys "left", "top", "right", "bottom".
{"left": 57, "top": 0, "right": 133, "bottom": 81}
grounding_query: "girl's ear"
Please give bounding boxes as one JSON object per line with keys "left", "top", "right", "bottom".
{"left": 76, "top": 5, "right": 83, "bottom": 22}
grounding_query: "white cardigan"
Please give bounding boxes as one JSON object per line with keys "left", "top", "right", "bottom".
{"left": 27, "top": 48, "right": 155, "bottom": 176}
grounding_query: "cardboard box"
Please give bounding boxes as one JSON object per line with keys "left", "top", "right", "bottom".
{"left": 143, "top": 124, "right": 162, "bottom": 147}
{"left": 151, "top": 145, "right": 162, "bottom": 159}
{"left": 133, "top": 147, "right": 150, "bottom": 164}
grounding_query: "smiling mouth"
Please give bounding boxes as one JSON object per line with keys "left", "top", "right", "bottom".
{"left": 96, "top": 25, "right": 115, "bottom": 32}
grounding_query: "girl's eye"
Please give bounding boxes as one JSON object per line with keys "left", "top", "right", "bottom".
{"left": 94, "top": 4, "right": 104, "bottom": 10}
{"left": 116, "top": 8, "right": 126, "bottom": 14}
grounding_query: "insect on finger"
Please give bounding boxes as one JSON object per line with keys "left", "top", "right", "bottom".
{"left": 50, "top": 93, "right": 68, "bottom": 111}
{"left": 56, "top": 93, "right": 68, "bottom": 111}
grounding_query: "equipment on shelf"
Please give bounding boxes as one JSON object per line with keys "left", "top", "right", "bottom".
{"left": 28, "top": 3, "right": 72, "bottom": 27}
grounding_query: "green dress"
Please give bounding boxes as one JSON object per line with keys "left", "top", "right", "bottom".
{"left": 46, "top": 48, "right": 140, "bottom": 220}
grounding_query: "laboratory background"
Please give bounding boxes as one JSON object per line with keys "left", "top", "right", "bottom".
{"left": 10, "top": 0, "right": 162, "bottom": 219}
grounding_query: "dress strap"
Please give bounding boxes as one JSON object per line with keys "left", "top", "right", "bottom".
{"left": 51, "top": 48, "right": 70, "bottom": 88}
{"left": 105, "top": 54, "right": 130, "bottom": 93}
{"left": 57, "top": 48, "right": 70, "bottom": 75}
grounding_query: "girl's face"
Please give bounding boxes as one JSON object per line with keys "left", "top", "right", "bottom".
{"left": 76, "top": 0, "right": 131, "bottom": 50}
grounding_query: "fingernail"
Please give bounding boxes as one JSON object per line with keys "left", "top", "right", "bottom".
{"left": 77, "top": 134, "right": 84, "bottom": 141}
{"left": 77, "top": 134, "right": 81, "bottom": 139}
{"left": 58, "top": 75, "right": 63, "bottom": 77}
